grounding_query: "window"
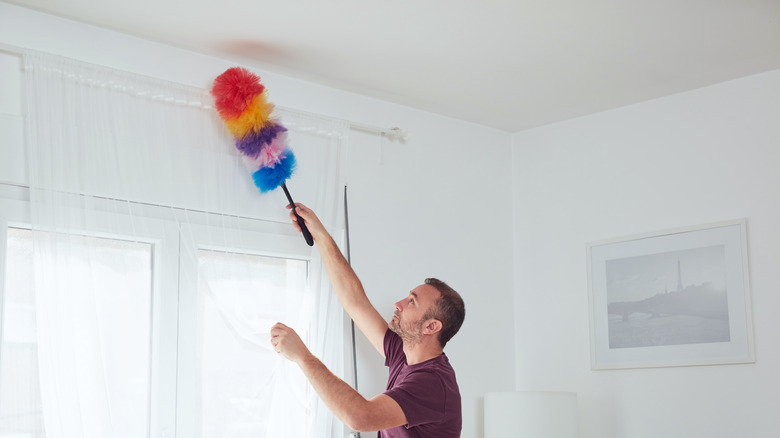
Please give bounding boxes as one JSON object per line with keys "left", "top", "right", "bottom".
{"left": 0, "top": 227, "right": 154, "bottom": 438}
{"left": 198, "top": 249, "right": 308, "bottom": 437}
{"left": 0, "top": 198, "right": 319, "bottom": 438}
{"left": 175, "top": 221, "right": 316, "bottom": 438}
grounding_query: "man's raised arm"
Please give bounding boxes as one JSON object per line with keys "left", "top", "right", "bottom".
{"left": 287, "top": 203, "right": 389, "bottom": 356}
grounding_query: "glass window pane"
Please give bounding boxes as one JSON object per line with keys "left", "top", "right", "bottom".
{"left": 0, "top": 227, "right": 42, "bottom": 436}
{"left": 197, "top": 249, "right": 308, "bottom": 438}
{"left": 0, "top": 228, "right": 153, "bottom": 438}
{"left": 86, "top": 235, "right": 153, "bottom": 437}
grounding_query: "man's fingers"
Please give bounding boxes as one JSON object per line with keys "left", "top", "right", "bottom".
{"left": 287, "top": 203, "right": 304, "bottom": 215}
{"left": 270, "top": 323, "right": 285, "bottom": 341}
{"left": 285, "top": 202, "right": 306, "bottom": 211}
{"left": 286, "top": 203, "right": 311, "bottom": 218}
{"left": 270, "top": 323, "right": 287, "bottom": 353}
{"left": 289, "top": 216, "right": 303, "bottom": 234}
{"left": 271, "top": 322, "right": 288, "bottom": 333}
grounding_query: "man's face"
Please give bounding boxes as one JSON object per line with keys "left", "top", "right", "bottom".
{"left": 390, "top": 284, "right": 439, "bottom": 344}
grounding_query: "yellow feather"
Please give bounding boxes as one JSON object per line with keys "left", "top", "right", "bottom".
{"left": 223, "top": 93, "right": 275, "bottom": 138}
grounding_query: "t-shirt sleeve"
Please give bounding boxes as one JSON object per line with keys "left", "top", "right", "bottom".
{"left": 384, "top": 329, "right": 402, "bottom": 367}
{"left": 384, "top": 369, "right": 447, "bottom": 428}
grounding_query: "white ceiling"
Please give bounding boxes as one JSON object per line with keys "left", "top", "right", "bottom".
{"left": 7, "top": 0, "right": 780, "bottom": 132}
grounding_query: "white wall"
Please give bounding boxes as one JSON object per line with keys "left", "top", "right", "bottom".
{"left": 512, "top": 69, "right": 780, "bottom": 438}
{"left": 0, "top": 3, "right": 515, "bottom": 438}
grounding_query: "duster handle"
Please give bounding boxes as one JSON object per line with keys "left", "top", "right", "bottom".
{"left": 281, "top": 182, "right": 314, "bottom": 246}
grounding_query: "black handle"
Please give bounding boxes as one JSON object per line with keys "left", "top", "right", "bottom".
{"left": 281, "top": 182, "right": 314, "bottom": 246}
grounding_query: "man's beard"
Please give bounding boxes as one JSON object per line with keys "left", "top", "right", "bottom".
{"left": 390, "top": 313, "right": 424, "bottom": 344}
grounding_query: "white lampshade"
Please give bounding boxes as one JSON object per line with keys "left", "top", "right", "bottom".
{"left": 484, "top": 391, "right": 579, "bottom": 438}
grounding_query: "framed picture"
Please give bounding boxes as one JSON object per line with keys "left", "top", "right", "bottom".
{"left": 587, "top": 219, "right": 754, "bottom": 370}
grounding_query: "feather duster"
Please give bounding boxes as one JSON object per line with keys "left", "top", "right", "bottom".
{"left": 211, "top": 67, "right": 312, "bottom": 245}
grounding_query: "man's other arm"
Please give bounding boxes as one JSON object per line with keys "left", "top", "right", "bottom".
{"left": 271, "top": 323, "right": 405, "bottom": 432}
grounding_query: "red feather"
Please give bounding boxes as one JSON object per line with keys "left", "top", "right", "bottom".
{"left": 210, "top": 67, "right": 266, "bottom": 120}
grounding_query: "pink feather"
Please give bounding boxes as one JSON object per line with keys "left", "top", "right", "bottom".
{"left": 242, "top": 131, "right": 289, "bottom": 169}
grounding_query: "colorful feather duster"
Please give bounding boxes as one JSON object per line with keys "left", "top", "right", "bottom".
{"left": 211, "top": 67, "right": 313, "bottom": 246}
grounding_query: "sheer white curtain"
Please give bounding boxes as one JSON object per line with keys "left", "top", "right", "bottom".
{"left": 22, "top": 51, "right": 348, "bottom": 438}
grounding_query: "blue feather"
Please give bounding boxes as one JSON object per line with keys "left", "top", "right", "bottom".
{"left": 251, "top": 151, "right": 296, "bottom": 192}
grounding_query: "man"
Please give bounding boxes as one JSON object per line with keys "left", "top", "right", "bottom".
{"left": 270, "top": 203, "right": 465, "bottom": 437}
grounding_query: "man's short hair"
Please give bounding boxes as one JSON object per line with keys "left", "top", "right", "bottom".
{"left": 423, "top": 278, "right": 465, "bottom": 348}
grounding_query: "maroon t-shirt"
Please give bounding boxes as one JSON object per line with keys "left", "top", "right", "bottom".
{"left": 379, "top": 329, "right": 462, "bottom": 438}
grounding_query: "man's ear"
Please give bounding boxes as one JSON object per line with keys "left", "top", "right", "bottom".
{"left": 423, "top": 319, "right": 442, "bottom": 335}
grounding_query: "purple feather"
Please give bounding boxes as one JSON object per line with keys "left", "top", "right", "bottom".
{"left": 234, "top": 122, "right": 288, "bottom": 158}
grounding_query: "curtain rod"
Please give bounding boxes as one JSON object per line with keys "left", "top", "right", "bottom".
{"left": 0, "top": 43, "right": 408, "bottom": 142}
{"left": 349, "top": 123, "right": 408, "bottom": 142}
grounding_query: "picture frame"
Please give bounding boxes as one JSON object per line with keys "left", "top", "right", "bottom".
{"left": 587, "top": 219, "right": 754, "bottom": 370}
